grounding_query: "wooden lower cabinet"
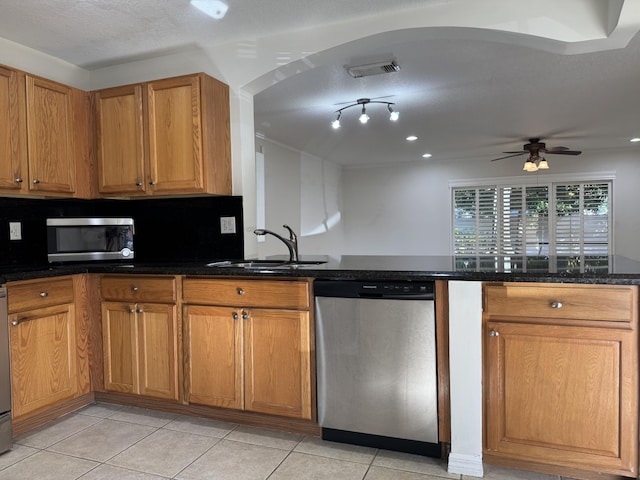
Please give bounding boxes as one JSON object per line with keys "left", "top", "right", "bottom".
{"left": 183, "top": 278, "right": 314, "bottom": 420}
{"left": 7, "top": 276, "right": 88, "bottom": 421}
{"left": 9, "top": 304, "right": 77, "bottom": 418}
{"left": 101, "top": 275, "right": 179, "bottom": 401}
{"left": 483, "top": 282, "right": 639, "bottom": 478}
{"left": 102, "top": 301, "right": 178, "bottom": 401}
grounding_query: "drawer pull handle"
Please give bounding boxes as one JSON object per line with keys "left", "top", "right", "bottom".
{"left": 489, "top": 330, "right": 499, "bottom": 337}
{"left": 15, "top": 177, "right": 23, "bottom": 183}
{"left": 232, "top": 312, "right": 239, "bottom": 320}
{"left": 242, "top": 311, "right": 250, "bottom": 320}
{"left": 237, "top": 288, "right": 245, "bottom": 296}
{"left": 136, "top": 308, "right": 144, "bottom": 314}
{"left": 32, "top": 179, "right": 40, "bottom": 184}
{"left": 131, "top": 286, "right": 139, "bottom": 292}
{"left": 11, "top": 320, "right": 19, "bottom": 326}
{"left": 129, "top": 307, "right": 136, "bottom": 313}
{"left": 39, "top": 291, "right": 48, "bottom": 298}
{"left": 550, "top": 301, "right": 563, "bottom": 309}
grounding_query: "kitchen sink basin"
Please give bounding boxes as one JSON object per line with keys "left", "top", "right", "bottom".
{"left": 206, "top": 259, "right": 326, "bottom": 269}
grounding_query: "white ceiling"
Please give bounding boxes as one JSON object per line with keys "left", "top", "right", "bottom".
{"left": 1, "top": 0, "right": 640, "bottom": 166}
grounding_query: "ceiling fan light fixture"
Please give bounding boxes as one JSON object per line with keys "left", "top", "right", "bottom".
{"left": 523, "top": 159, "right": 538, "bottom": 172}
{"left": 537, "top": 158, "right": 549, "bottom": 169}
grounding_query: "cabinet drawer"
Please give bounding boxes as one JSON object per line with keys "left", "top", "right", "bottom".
{"left": 8, "top": 277, "right": 74, "bottom": 313}
{"left": 484, "top": 282, "right": 636, "bottom": 322}
{"left": 183, "top": 278, "right": 310, "bottom": 309}
{"left": 101, "top": 275, "right": 176, "bottom": 303}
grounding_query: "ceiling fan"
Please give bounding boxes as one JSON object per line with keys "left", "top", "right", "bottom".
{"left": 491, "top": 138, "right": 582, "bottom": 172}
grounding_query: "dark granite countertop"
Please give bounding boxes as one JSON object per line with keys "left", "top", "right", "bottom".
{"left": 2, "top": 255, "right": 640, "bottom": 285}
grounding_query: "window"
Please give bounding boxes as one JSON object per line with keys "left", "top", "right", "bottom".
{"left": 452, "top": 180, "right": 611, "bottom": 272}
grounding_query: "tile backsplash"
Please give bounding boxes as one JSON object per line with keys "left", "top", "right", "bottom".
{"left": 0, "top": 196, "right": 244, "bottom": 266}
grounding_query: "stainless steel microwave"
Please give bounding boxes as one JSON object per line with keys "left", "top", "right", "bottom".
{"left": 46, "top": 217, "right": 135, "bottom": 263}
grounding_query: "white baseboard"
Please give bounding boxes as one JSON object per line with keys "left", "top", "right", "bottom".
{"left": 448, "top": 452, "right": 484, "bottom": 477}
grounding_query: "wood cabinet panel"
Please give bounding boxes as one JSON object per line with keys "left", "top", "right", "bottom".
{"left": 183, "top": 278, "right": 310, "bottom": 309}
{"left": 484, "top": 283, "right": 635, "bottom": 323}
{"left": 25, "top": 75, "right": 76, "bottom": 194}
{"left": 137, "top": 303, "right": 178, "bottom": 400}
{"left": 245, "top": 308, "right": 312, "bottom": 419}
{"left": 184, "top": 305, "right": 243, "bottom": 409}
{"left": 102, "top": 301, "right": 138, "bottom": 394}
{"left": 8, "top": 276, "right": 74, "bottom": 313}
{"left": 101, "top": 275, "right": 176, "bottom": 303}
{"left": 9, "top": 304, "right": 77, "bottom": 418}
{"left": 95, "top": 84, "right": 145, "bottom": 194}
{"left": 0, "top": 66, "right": 25, "bottom": 192}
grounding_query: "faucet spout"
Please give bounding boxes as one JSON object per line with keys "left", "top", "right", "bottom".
{"left": 253, "top": 225, "right": 299, "bottom": 262}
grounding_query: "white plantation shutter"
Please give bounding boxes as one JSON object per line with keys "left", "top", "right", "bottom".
{"left": 453, "top": 181, "right": 610, "bottom": 262}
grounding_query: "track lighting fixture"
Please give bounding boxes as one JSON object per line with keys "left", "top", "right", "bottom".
{"left": 331, "top": 98, "right": 398, "bottom": 129}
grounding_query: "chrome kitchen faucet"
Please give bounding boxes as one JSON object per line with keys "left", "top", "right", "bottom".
{"left": 253, "top": 225, "right": 299, "bottom": 262}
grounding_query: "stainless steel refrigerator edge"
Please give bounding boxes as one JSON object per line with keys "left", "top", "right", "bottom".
{"left": 315, "top": 280, "right": 438, "bottom": 455}
{"left": 0, "top": 287, "right": 11, "bottom": 454}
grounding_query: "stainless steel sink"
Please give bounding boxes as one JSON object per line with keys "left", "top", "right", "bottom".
{"left": 206, "top": 259, "right": 326, "bottom": 269}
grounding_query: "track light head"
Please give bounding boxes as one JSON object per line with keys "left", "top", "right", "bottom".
{"left": 332, "top": 97, "right": 398, "bottom": 129}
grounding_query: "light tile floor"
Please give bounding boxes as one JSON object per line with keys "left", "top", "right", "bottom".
{"left": 0, "top": 403, "right": 581, "bottom": 480}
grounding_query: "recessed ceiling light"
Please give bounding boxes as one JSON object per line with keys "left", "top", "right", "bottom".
{"left": 630, "top": 137, "right": 640, "bottom": 143}
{"left": 422, "top": 153, "right": 432, "bottom": 158}
{"left": 406, "top": 135, "right": 418, "bottom": 141}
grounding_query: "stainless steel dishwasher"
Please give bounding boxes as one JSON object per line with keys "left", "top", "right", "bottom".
{"left": 0, "top": 287, "right": 11, "bottom": 454}
{"left": 314, "top": 279, "right": 439, "bottom": 457}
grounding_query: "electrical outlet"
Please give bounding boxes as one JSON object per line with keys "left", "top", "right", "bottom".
{"left": 9, "top": 222, "right": 21, "bottom": 240}
{"left": 220, "top": 216, "right": 236, "bottom": 234}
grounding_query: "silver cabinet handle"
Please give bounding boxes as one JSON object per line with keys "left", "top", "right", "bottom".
{"left": 131, "top": 286, "right": 139, "bottom": 292}
{"left": 15, "top": 177, "right": 23, "bottom": 183}
{"left": 11, "top": 320, "right": 19, "bottom": 326}
{"left": 32, "top": 179, "right": 40, "bottom": 184}
{"left": 232, "top": 312, "right": 239, "bottom": 320}
{"left": 149, "top": 181, "right": 156, "bottom": 186}
{"left": 39, "top": 291, "right": 48, "bottom": 297}
{"left": 489, "top": 330, "right": 499, "bottom": 337}
{"left": 237, "top": 288, "right": 245, "bottom": 296}
{"left": 135, "top": 181, "right": 143, "bottom": 187}
{"left": 550, "top": 301, "right": 563, "bottom": 309}
{"left": 128, "top": 307, "right": 136, "bottom": 314}
{"left": 136, "top": 308, "right": 144, "bottom": 314}
{"left": 242, "top": 311, "right": 250, "bottom": 320}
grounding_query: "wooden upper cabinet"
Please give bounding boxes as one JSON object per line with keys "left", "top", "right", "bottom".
{"left": 25, "top": 75, "right": 76, "bottom": 194}
{"left": 95, "top": 73, "right": 231, "bottom": 197}
{"left": 95, "top": 84, "right": 146, "bottom": 194}
{"left": 0, "top": 66, "right": 26, "bottom": 192}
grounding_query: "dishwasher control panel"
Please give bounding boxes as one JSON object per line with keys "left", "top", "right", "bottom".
{"left": 314, "top": 279, "right": 435, "bottom": 299}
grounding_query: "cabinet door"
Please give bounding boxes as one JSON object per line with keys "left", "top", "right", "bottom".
{"left": 25, "top": 75, "right": 76, "bottom": 194}
{"left": 95, "top": 85, "right": 146, "bottom": 194}
{"left": 244, "top": 308, "right": 312, "bottom": 419}
{"left": 9, "top": 304, "right": 78, "bottom": 418}
{"left": 146, "top": 75, "right": 204, "bottom": 193}
{"left": 102, "top": 302, "right": 138, "bottom": 394}
{"left": 184, "top": 305, "right": 243, "bottom": 409}
{"left": 0, "top": 66, "right": 25, "bottom": 192}
{"left": 137, "top": 303, "right": 178, "bottom": 400}
{"left": 485, "top": 321, "right": 637, "bottom": 475}
{"left": 146, "top": 75, "right": 205, "bottom": 194}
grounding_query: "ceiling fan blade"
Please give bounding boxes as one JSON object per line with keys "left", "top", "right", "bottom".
{"left": 491, "top": 152, "right": 526, "bottom": 161}
{"left": 545, "top": 146, "right": 569, "bottom": 151}
{"left": 546, "top": 150, "right": 582, "bottom": 155}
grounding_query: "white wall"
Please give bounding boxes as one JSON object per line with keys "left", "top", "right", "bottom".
{"left": 256, "top": 137, "right": 345, "bottom": 258}
{"left": 259, "top": 142, "right": 640, "bottom": 259}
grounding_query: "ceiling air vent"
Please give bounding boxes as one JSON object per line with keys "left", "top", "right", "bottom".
{"left": 346, "top": 60, "right": 400, "bottom": 78}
